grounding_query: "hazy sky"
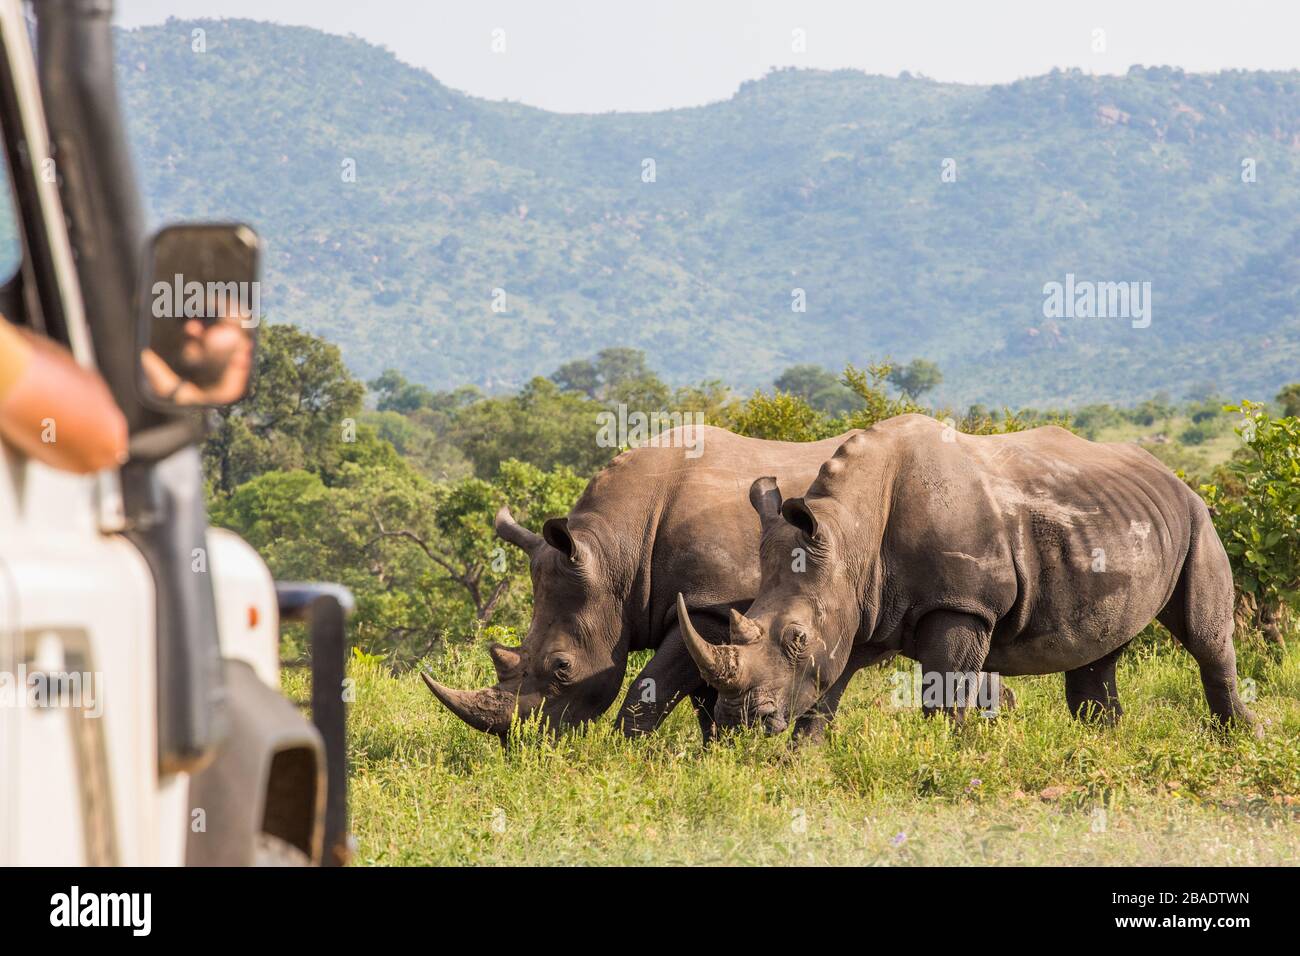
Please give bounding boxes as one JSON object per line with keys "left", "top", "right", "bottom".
{"left": 114, "top": 1, "right": 1299, "bottom": 113}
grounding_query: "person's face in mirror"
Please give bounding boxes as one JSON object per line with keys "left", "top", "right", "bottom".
{"left": 142, "top": 295, "right": 254, "bottom": 406}
{"left": 181, "top": 316, "right": 249, "bottom": 379}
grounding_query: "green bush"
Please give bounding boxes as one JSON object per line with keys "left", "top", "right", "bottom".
{"left": 1201, "top": 401, "right": 1300, "bottom": 636}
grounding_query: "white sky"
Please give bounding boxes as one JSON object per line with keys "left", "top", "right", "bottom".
{"left": 114, "top": 1, "right": 1299, "bottom": 113}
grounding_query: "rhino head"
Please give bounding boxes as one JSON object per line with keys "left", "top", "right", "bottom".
{"left": 678, "top": 476, "right": 860, "bottom": 734}
{"left": 423, "top": 505, "right": 627, "bottom": 739}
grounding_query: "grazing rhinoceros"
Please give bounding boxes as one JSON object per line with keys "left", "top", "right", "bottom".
{"left": 678, "top": 414, "right": 1259, "bottom": 735}
{"left": 423, "top": 425, "right": 868, "bottom": 741}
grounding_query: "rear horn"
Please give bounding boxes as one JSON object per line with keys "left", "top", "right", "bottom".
{"left": 494, "top": 506, "right": 544, "bottom": 554}
{"left": 749, "top": 476, "right": 783, "bottom": 529}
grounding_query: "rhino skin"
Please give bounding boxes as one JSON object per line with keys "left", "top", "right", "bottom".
{"left": 679, "top": 414, "right": 1259, "bottom": 736}
{"left": 424, "top": 425, "right": 870, "bottom": 741}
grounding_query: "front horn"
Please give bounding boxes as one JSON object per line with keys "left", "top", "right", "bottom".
{"left": 494, "top": 505, "right": 544, "bottom": 554}
{"left": 677, "top": 594, "right": 744, "bottom": 692}
{"left": 421, "top": 672, "right": 514, "bottom": 734}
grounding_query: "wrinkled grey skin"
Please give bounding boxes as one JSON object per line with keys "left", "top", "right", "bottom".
{"left": 680, "top": 414, "right": 1259, "bottom": 736}
{"left": 423, "top": 425, "right": 857, "bottom": 741}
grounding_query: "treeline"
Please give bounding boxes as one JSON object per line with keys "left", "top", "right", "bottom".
{"left": 205, "top": 325, "right": 1299, "bottom": 662}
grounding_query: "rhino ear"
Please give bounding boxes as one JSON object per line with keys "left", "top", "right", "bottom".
{"left": 781, "top": 497, "right": 820, "bottom": 539}
{"left": 543, "top": 517, "right": 582, "bottom": 563}
{"left": 748, "top": 476, "right": 783, "bottom": 529}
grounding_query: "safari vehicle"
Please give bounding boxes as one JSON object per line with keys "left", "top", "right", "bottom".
{"left": 0, "top": 0, "right": 350, "bottom": 865}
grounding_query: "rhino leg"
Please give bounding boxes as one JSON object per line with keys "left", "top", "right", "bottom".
{"left": 689, "top": 685, "right": 718, "bottom": 742}
{"left": 614, "top": 622, "right": 720, "bottom": 739}
{"left": 793, "top": 645, "right": 897, "bottom": 743}
{"left": 1064, "top": 645, "right": 1125, "bottom": 724}
{"left": 979, "top": 673, "right": 1017, "bottom": 714}
{"left": 791, "top": 673, "right": 851, "bottom": 744}
{"left": 961, "top": 673, "right": 1015, "bottom": 719}
{"left": 911, "top": 610, "right": 991, "bottom": 722}
{"left": 1158, "top": 511, "right": 1261, "bottom": 735}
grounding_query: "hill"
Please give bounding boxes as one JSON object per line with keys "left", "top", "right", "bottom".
{"left": 114, "top": 19, "right": 1300, "bottom": 406}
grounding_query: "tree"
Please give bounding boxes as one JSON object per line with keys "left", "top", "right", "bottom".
{"left": 1130, "top": 392, "right": 1175, "bottom": 427}
{"left": 887, "top": 358, "right": 943, "bottom": 400}
{"left": 673, "top": 380, "right": 735, "bottom": 422}
{"left": 368, "top": 475, "right": 513, "bottom": 624}
{"left": 362, "top": 409, "right": 471, "bottom": 481}
{"left": 551, "top": 348, "right": 656, "bottom": 401}
{"left": 211, "top": 456, "right": 585, "bottom": 664}
{"left": 551, "top": 358, "right": 601, "bottom": 398}
{"left": 368, "top": 368, "right": 435, "bottom": 413}
{"left": 1200, "top": 400, "right": 1300, "bottom": 643}
{"left": 449, "top": 377, "right": 613, "bottom": 478}
{"left": 1072, "top": 403, "right": 1124, "bottom": 439}
{"left": 721, "top": 391, "right": 833, "bottom": 442}
{"left": 204, "top": 324, "right": 365, "bottom": 495}
{"left": 594, "top": 348, "right": 653, "bottom": 390}
{"left": 1277, "top": 382, "right": 1300, "bottom": 418}
{"left": 1184, "top": 380, "right": 1222, "bottom": 404}
{"left": 840, "top": 362, "right": 925, "bottom": 428}
{"left": 346, "top": 457, "right": 585, "bottom": 659}
{"left": 209, "top": 469, "right": 332, "bottom": 578}
{"left": 773, "top": 364, "right": 862, "bottom": 415}
{"left": 718, "top": 361, "right": 928, "bottom": 442}
{"left": 605, "top": 373, "right": 671, "bottom": 412}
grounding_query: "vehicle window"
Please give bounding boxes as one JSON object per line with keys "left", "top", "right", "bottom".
{"left": 0, "top": 146, "right": 18, "bottom": 282}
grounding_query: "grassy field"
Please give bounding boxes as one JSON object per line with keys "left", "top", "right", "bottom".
{"left": 1089, "top": 413, "right": 1244, "bottom": 483}
{"left": 285, "top": 627, "right": 1300, "bottom": 866}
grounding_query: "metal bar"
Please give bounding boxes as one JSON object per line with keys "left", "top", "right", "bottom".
{"left": 276, "top": 582, "right": 356, "bottom": 621}
{"left": 275, "top": 581, "right": 353, "bottom": 867}
{"left": 308, "top": 594, "right": 349, "bottom": 866}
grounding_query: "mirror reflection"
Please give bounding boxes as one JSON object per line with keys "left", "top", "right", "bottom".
{"left": 140, "top": 223, "right": 260, "bottom": 407}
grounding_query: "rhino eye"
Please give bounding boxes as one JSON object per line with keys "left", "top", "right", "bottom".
{"left": 549, "top": 656, "right": 574, "bottom": 685}
{"left": 781, "top": 625, "right": 809, "bottom": 661}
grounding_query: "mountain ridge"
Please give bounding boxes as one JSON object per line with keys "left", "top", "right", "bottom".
{"left": 114, "top": 18, "right": 1300, "bottom": 406}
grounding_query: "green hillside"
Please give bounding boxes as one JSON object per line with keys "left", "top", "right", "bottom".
{"left": 114, "top": 19, "right": 1300, "bottom": 406}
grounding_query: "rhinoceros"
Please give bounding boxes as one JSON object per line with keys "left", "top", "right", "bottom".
{"left": 422, "top": 425, "right": 867, "bottom": 741}
{"left": 678, "top": 414, "right": 1259, "bottom": 735}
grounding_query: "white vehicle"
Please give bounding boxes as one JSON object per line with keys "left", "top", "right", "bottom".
{"left": 0, "top": 0, "right": 350, "bottom": 866}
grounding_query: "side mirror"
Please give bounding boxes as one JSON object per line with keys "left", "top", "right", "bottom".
{"left": 137, "top": 223, "right": 261, "bottom": 408}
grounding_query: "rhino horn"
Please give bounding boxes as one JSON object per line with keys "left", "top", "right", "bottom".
{"left": 728, "top": 607, "right": 763, "bottom": 645}
{"left": 421, "top": 671, "right": 513, "bottom": 733}
{"left": 677, "top": 593, "right": 744, "bottom": 692}
{"left": 748, "top": 476, "right": 783, "bottom": 528}
{"left": 488, "top": 642, "right": 523, "bottom": 680}
{"left": 494, "top": 506, "right": 544, "bottom": 554}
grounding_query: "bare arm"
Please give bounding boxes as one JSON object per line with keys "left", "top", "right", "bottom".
{"left": 0, "top": 318, "right": 128, "bottom": 473}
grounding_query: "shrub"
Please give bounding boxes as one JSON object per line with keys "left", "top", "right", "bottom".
{"left": 1200, "top": 401, "right": 1300, "bottom": 641}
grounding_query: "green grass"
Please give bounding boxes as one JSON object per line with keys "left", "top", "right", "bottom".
{"left": 1092, "top": 416, "right": 1242, "bottom": 482}
{"left": 284, "top": 630, "right": 1300, "bottom": 866}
